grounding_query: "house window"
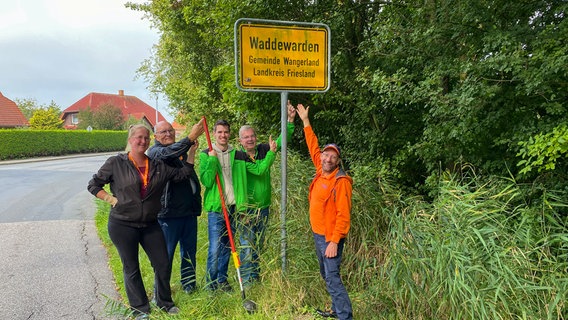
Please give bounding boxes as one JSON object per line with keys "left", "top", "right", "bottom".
{"left": 71, "top": 114, "right": 79, "bottom": 124}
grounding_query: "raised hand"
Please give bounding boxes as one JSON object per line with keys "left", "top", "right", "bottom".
{"left": 296, "top": 103, "right": 310, "bottom": 127}
{"left": 269, "top": 135, "right": 277, "bottom": 152}
{"left": 287, "top": 100, "right": 296, "bottom": 122}
{"left": 187, "top": 140, "right": 199, "bottom": 164}
{"left": 188, "top": 118, "right": 205, "bottom": 141}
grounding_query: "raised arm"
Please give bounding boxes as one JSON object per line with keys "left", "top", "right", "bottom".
{"left": 187, "top": 140, "right": 199, "bottom": 164}
{"left": 239, "top": 142, "right": 276, "bottom": 176}
{"left": 296, "top": 103, "right": 310, "bottom": 128}
{"left": 147, "top": 138, "right": 191, "bottom": 162}
{"left": 187, "top": 118, "right": 205, "bottom": 142}
{"left": 274, "top": 101, "right": 296, "bottom": 150}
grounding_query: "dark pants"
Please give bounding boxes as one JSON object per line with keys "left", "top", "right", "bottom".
{"left": 239, "top": 207, "right": 269, "bottom": 284}
{"left": 158, "top": 215, "right": 198, "bottom": 291}
{"left": 108, "top": 220, "right": 174, "bottom": 314}
{"left": 313, "top": 233, "right": 353, "bottom": 320}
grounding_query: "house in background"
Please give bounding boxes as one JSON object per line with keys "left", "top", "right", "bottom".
{"left": 60, "top": 90, "right": 167, "bottom": 129}
{"left": 172, "top": 120, "right": 187, "bottom": 139}
{"left": 0, "top": 92, "right": 29, "bottom": 128}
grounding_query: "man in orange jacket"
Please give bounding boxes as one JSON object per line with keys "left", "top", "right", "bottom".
{"left": 296, "top": 103, "right": 353, "bottom": 320}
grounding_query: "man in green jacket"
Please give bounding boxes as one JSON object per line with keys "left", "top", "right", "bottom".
{"left": 238, "top": 102, "right": 296, "bottom": 286}
{"left": 199, "top": 119, "right": 276, "bottom": 291}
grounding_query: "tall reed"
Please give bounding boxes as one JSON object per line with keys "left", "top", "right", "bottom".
{"left": 384, "top": 170, "right": 568, "bottom": 319}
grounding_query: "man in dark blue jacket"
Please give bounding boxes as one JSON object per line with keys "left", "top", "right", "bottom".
{"left": 147, "top": 120, "right": 203, "bottom": 293}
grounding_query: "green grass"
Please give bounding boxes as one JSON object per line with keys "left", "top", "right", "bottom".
{"left": 94, "top": 154, "right": 568, "bottom": 319}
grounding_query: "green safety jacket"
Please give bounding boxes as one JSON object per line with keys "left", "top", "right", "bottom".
{"left": 243, "top": 122, "right": 294, "bottom": 210}
{"left": 199, "top": 146, "right": 275, "bottom": 213}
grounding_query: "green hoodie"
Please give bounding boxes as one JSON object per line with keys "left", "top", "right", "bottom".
{"left": 199, "top": 146, "right": 275, "bottom": 213}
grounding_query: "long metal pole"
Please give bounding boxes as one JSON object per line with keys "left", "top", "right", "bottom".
{"left": 280, "top": 91, "right": 288, "bottom": 274}
{"left": 155, "top": 95, "right": 159, "bottom": 124}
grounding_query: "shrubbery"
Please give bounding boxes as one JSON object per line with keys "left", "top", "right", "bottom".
{"left": 0, "top": 129, "right": 127, "bottom": 160}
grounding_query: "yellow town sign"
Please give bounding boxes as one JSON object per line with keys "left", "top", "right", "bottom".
{"left": 235, "top": 19, "right": 330, "bottom": 92}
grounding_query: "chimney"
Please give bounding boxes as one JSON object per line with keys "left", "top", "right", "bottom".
{"left": 118, "top": 90, "right": 124, "bottom": 96}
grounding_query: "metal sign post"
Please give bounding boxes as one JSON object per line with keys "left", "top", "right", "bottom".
{"left": 234, "top": 18, "right": 330, "bottom": 274}
{"left": 279, "top": 91, "right": 288, "bottom": 272}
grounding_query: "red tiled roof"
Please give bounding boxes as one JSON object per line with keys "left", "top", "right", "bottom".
{"left": 172, "top": 121, "right": 186, "bottom": 131}
{"left": 61, "top": 90, "right": 166, "bottom": 128}
{"left": 172, "top": 121, "right": 187, "bottom": 139}
{"left": 0, "top": 92, "right": 29, "bottom": 128}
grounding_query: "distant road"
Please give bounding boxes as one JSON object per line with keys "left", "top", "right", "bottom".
{"left": 0, "top": 154, "right": 115, "bottom": 223}
{"left": 0, "top": 154, "right": 119, "bottom": 319}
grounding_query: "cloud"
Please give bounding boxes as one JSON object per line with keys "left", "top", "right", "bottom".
{"left": 0, "top": 0, "right": 170, "bottom": 119}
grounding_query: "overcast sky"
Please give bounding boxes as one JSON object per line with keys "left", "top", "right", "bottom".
{"left": 0, "top": 0, "right": 173, "bottom": 120}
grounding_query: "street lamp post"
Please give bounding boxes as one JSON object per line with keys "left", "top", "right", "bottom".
{"left": 155, "top": 95, "right": 159, "bottom": 125}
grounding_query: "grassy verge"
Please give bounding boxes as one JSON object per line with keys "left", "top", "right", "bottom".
{"left": 94, "top": 152, "right": 568, "bottom": 319}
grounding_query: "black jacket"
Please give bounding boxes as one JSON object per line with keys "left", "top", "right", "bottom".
{"left": 147, "top": 138, "right": 202, "bottom": 218}
{"left": 87, "top": 152, "right": 196, "bottom": 227}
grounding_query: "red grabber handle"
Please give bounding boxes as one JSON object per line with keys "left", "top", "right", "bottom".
{"left": 201, "top": 117, "right": 240, "bottom": 264}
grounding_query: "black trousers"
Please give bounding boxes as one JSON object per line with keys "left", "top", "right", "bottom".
{"left": 108, "top": 219, "right": 174, "bottom": 314}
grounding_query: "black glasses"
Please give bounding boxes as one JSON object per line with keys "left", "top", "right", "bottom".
{"left": 156, "top": 129, "right": 175, "bottom": 135}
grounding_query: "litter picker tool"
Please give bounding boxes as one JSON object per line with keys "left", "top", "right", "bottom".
{"left": 201, "top": 116, "right": 257, "bottom": 314}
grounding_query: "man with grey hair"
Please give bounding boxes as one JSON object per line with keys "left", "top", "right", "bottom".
{"left": 147, "top": 119, "right": 204, "bottom": 294}
{"left": 237, "top": 102, "right": 296, "bottom": 286}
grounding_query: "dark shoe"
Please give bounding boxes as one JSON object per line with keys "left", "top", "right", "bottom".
{"left": 183, "top": 285, "right": 196, "bottom": 294}
{"left": 205, "top": 282, "right": 218, "bottom": 291}
{"left": 218, "top": 281, "right": 233, "bottom": 292}
{"left": 316, "top": 309, "right": 338, "bottom": 318}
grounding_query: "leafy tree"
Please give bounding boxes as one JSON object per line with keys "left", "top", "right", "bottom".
{"left": 77, "top": 106, "right": 95, "bottom": 130}
{"left": 29, "top": 104, "right": 64, "bottom": 130}
{"left": 15, "top": 98, "right": 62, "bottom": 121}
{"left": 91, "top": 104, "right": 125, "bottom": 130}
{"left": 14, "top": 98, "right": 41, "bottom": 120}
{"left": 124, "top": 115, "right": 146, "bottom": 130}
{"left": 128, "top": 0, "right": 568, "bottom": 189}
{"left": 344, "top": 0, "right": 568, "bottom": 186}
{"left": 76, "top": 105, "right": 133, "bottom": 130}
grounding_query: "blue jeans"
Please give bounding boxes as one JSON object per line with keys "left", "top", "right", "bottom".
{"left": 158, "top": 215, "right": 198, "bottom": 291}
{"left": 206, "top": 206, "right": 235, "bottom": 288}
{"left": 313, "top": 233, "right": 353, "bottom": 320}
{"left": 239, "top": 207, "right": 269, "bottom": 284}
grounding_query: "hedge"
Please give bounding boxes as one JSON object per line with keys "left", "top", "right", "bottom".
{"left": 0, "top": 129, "right": 128, "bottom": 160}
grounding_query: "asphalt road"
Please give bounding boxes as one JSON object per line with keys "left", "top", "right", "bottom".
{"left": 0, "top": 154, "right": 120, "bottom": 319}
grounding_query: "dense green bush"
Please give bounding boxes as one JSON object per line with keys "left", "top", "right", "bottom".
{"left": 0, "top": 129, "right": 128, "bottom": 160}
